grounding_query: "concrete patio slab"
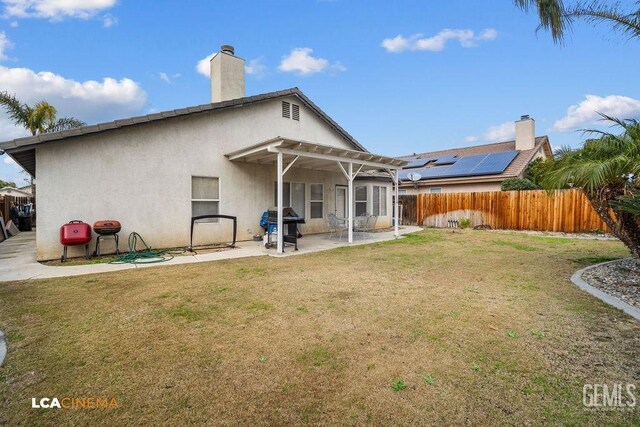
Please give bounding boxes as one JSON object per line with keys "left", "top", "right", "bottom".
{"left": 0, "top": 227, "right": 422, "bottom": 282}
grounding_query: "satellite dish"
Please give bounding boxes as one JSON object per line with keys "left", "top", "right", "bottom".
{"left": 407, "top": 172, "right": 422, "bottom": 182}
{"left": 406, "top": 172, "right": 422, "bottom": 189}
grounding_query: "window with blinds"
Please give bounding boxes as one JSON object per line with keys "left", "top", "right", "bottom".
{"left": 373, "top": 186, "right": 388, "bottom": 216}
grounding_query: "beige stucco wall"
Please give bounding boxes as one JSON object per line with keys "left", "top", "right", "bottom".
{"left": 35, "top": 96, "right": 393, "bottom": 260}
{"left": 401, "top": 181, "right": 502, "bottom": 195}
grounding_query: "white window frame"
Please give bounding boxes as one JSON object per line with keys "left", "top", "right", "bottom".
{"left": 373, "top": 185, "right": 388, "bottom": 216}
{"left": 355, "top": 185, "right": 368, "bottom": 216}
{"left": 191, "top": 176, "right": 220, "bottom": 223}
{"left": 274, "top": 181, "right": 306, "bottom": 218}
{"left": 309, "top": 183, "right": 324, "bottom": 219}
{"left": 429, "top": 187, "right": 442, "bottom": 194}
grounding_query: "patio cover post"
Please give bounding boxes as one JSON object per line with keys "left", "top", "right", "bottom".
{"left": 277, "top": 151, "right": 283, "bottom": 254}
{"left": 348, "top": 162, "right": 353, "bottom": 243}
{"left": 394, "top": 170, "right": 399, "bottom": 238}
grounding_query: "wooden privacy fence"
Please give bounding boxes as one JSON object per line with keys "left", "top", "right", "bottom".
{"left": 399, "top": 189, "right": 609, "bottom": 233}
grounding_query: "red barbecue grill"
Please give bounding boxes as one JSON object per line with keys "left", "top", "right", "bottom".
{"left": 93, "top": 220, "right": 121, "bottom": 257}
{"left": 60, "top": 220, "right": 92, "bottom": 262}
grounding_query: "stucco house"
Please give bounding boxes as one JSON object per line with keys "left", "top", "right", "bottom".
{"left": 0, "top": 45, "right": 405, "bottom": 260}
{"left": 397, "top": 116, "right": 552, "bottom": 194}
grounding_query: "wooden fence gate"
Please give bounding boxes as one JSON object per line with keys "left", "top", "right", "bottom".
{"left": 398, "top": 189, "right": 609, "bottom": 233}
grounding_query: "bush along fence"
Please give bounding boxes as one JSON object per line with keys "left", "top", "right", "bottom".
{"left": 398, "top": 189, "right": 609, "bottom": 233}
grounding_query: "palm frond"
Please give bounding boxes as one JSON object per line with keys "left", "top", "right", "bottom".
{"left": 46, "top": 117, "right": 86, "bottom": 133}
{"left": 566, "top": 1, "right": 640, "bottom": 39}
{"left": 515, "top": 0, "right": 569, "bottom": 43}
{"left": 28, "top": 101, "right": 57, "bottom": 135}
{"left": 0, "top": 91, "right": 30, "bottom": 129}
{"left": 610, "top": 194, "right": 640, "bottom": 215}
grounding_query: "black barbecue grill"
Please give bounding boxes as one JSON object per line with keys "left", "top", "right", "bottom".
{"left": 92, "top": 220, "right": 121, "bottom": 256}
{"left": 265, "top": 208, "right": 305, "bottom": 251}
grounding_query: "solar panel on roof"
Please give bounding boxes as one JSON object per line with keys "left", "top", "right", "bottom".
{"left": 400, "top": 150, "right": 519, "bottom": 181}
{"left": 433, "top": 155, "right": 458, "bottom": 166}
{"left": 470, "top": 151, "right": 518, "bottom": 175}
{"left": 404, "top": 158, "right": 433, "bottom": 169}
{"left": 439, "top": 154, "right": 485, "bottom": 177}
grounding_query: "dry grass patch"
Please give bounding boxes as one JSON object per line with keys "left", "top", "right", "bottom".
{"left": 0, "top": 229, "right": 638, "bottom": 425}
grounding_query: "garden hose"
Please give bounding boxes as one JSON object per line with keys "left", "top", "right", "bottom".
{"left": 109, "top": 232, "right": 184, "bottom": 264}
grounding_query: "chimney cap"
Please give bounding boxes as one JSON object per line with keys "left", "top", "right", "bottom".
{"left": 221, "top": 45, "right": 235, "bottom": 55}
{"left": 520, "top": 114, "right": 531, "bottom": 121}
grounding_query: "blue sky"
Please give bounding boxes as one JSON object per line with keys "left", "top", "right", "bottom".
{"left": 1, "top": 0, "right": 639, "bottom": 185}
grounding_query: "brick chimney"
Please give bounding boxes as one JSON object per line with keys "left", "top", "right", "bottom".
{"left": 210, "top": 45, "right": 245, "bottom": 103}
{"left": 515, "top": 115, "right": 535, "bottom": 151}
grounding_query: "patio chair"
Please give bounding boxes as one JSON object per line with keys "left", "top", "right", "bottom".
{"left": 327, "top": 213, "right": 347, "bottom": 241}
{"left": 353, "top": 216, "right": 368, "bottom": 240}
{"left": 365, "top": 215, "right": 378, "bottom": 234}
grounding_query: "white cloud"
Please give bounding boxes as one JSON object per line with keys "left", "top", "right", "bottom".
{"left": 197, "top": 53, "right": 272, "bottom": 79}
{"left": 102, "top": 13, "right": 116, "bottom": 28}
{"left": 158, "top": 72, "right": 170, "bottom": 83}
{"left": 0, "top": 31, "right": 12, "bottom": 61}
{"left": 9, "top": 20, "right": 18, "bottom": 27}
{"left": 245, "top": 57, "right": 267, "bottom": 79}
{"left": 196, "top": 53, "right": 214, "bottom": 77}
{"left": 478, "top": 28, "right": 498, "bottom": 41}
{"left": 1, "top": 0, "right": 116, "bottom": 20}
{"left": 0, "top": 65, "right": 147, "bottom": 125}
{"left": 381, "top": 28, "right": 498, "bottom": 53}
{"left": 278, "top": 47, "right": 345, "bottom": 75}
{"left": 0, "top": 115, "right": 29, "bottom": 140}
{"left": 465, "top": 121, "right": 515, "bottom": 143}
{"left": 158, "top": 71, "right": 181, "bottom": 84}
{"left": 552, "top": 95, "right": 640, "bottom": 132}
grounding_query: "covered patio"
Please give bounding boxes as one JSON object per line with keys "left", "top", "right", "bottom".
{"left": 0, "top": 226, "right": 422, "bottom": 281}
{"left": 226, "top": 137, "right": 407, "bottom": 254}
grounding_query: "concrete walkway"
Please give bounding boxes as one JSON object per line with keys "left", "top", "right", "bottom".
{"left": 0, "top": 227, "right": 422, "bottom": 282}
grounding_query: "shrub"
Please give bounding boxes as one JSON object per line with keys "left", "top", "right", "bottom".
{"left": 459, "top": 218, "right": 472, "bottom": 229}
{"left": 501, "top": 178, "right": 540, "bottom": 191}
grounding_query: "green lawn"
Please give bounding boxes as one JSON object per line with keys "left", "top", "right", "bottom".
{"left": 0, "top": 229, "right": 638, "bottom": 425}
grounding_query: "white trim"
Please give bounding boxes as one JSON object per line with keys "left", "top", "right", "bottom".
{"left": 267, "top": 144, "right": 403, "bottom": 170}
{"left": 394, "top": 171, "right": 399, "bottom": 238}
{"left": 283, "top": 155, "right": 299, "bottom": 175}
{"left": 348, "top": 162, "right": 353, "bottom": 243}
{"left": 191, "top": 176, "right": 220, "bottom": 223}
{"left": 309, "top": 183, "right": 324, "bottom": 219}
{"left": 277, "top": 152, "right": 283, "bottom": 254}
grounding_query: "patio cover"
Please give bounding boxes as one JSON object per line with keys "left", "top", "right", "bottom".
{"left": 226, "top": 137, "right": 408, "bottom": 253}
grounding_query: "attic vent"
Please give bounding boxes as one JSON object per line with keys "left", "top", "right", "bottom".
{"left": 292, "top": 104, "right": 300, "bottom": 121}
{"left": 282, "top": 101, "right": 290, "bottom": 118}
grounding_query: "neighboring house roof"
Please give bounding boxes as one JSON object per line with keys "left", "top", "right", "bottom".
{"left": 18, "top": 184, "right": 32, "bottom": 194}
{"left": 0, "top": 87, "right": 366, "bottom": 177}
{"left": 0, "top": 187, "right": 32, "bottom": 198}
{"left": 398, "top": 136, "right": 551, "bottom": 186}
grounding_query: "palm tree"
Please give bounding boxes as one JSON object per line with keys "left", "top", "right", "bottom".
{"left": 1, "top": 92, "right": 86, "bottom": 212}
{"left": 515, "top": 0, "right": 568, "bottom": 42}
{"left": 539, "top": 115, "right": 640, "bottom": 257}
{"left": 0, "top": 92, "right": 85, "bottom": 136}
{"left": 515, "top": 0, "right": 640, "bottom": 43}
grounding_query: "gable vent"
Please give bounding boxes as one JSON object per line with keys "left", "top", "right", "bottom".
{"left": 282, "top": 101, "right": 290, "bottom": 118}
{"left": 292, "top": 104, "right": 300, "bottom": 121}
